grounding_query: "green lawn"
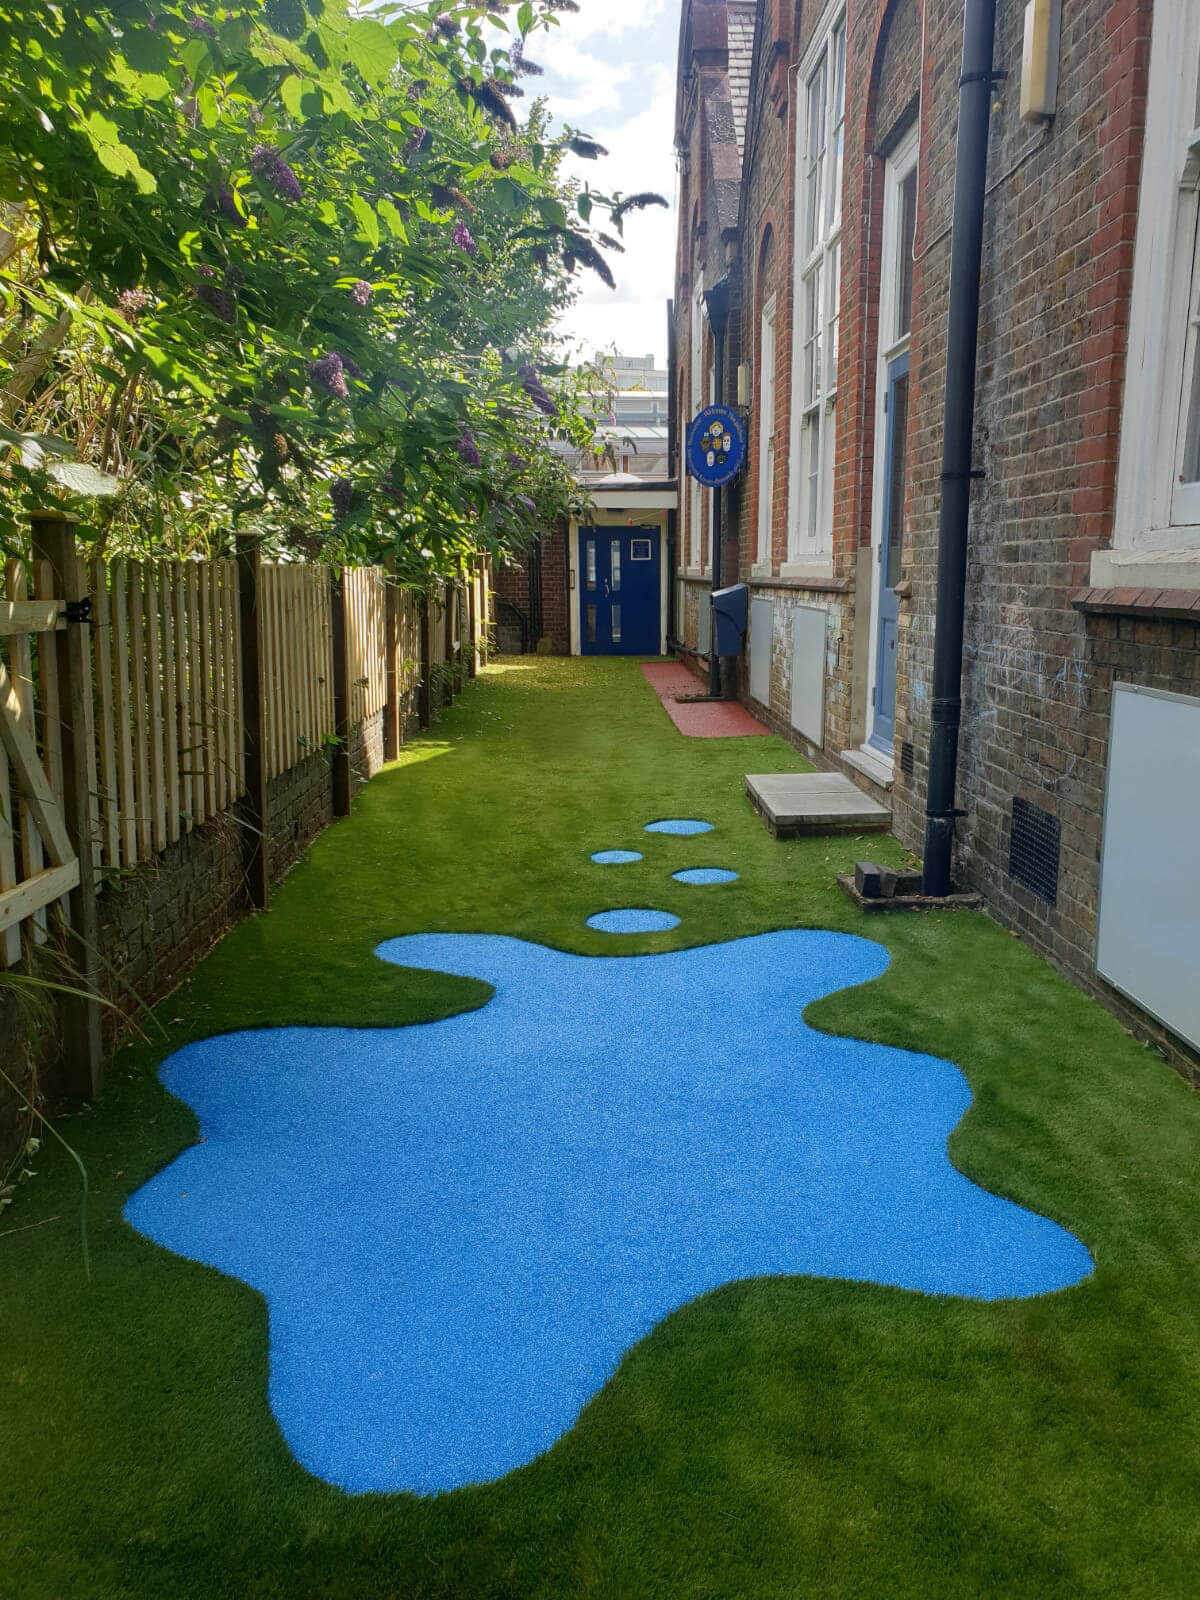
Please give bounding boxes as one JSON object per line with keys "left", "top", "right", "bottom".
{"left": 3, "top": 656, "right": 1198, "bottom": 1599}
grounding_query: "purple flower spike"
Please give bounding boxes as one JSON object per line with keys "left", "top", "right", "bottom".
{"left": 519, "top": 362, "right": 556, "bottom": 416}
{"left": 451, "top": 221, "right": 478, "bottom": 257}
{"left": 350, "top": 280, "right": 372, "bottom": 307}
{"left": 507, "top": 451, "right": 528, "bottom": 469}
{"left": 342, "top": 356, "right": 366, "bottom": 381}
{"left": 189, "top": 16, "right": 216, "bottom": 37}
{"left": 196, "top": 263, "right": 217, "bottom": 278}
{"left": 309, "top": 352, "right": 349, "bottom": 399}
{"left": 457, "top": 428, "right": 481, "bottom": 468}
{"left": 330, "top": 478, "right": 354, "bottom": 518}
{"left": 404, "top": 126, "right": 427, "bottom": 163}
{"left": 516, "top": 494, "right": 536, "bottom": 513}
{"left": 250, "top": 144, "right": 303, "bottom": 203}
{"left": 196, "top": 282, "right": 236, "bottom": 323}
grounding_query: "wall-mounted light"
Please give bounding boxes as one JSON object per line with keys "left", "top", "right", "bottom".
{"left": 1020, "top": 0, "right": 1060, "bottom": 123}
{"left": 736, "top": 363, "right": 750, "bottom": 407}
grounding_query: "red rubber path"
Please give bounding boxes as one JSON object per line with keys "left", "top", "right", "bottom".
{"left": 640, "top": 661, "right": 771, "bottom": 738}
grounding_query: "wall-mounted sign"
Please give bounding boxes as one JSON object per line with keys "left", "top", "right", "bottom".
{"left": 685, "top": 404, "right": 747, "bottom": 488}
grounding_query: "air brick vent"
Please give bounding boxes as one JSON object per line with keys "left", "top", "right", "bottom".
{"left": 1008, "top": 797, "right": 1060, "bottom": 906}
{"left": 900, "top": 740, "right": 914, "bottom": 778}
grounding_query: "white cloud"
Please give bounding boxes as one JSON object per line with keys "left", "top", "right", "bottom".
{"left": 554, "top": 0, "right": 670, "bottom": 44}
{"left": 550, "top": 62, "right": 678, "bottom": 366}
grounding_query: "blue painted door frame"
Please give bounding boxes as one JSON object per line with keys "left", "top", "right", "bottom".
{"left": 871, "top": 352, "right": 909, "bottom": 752}
{"left": 578, "top": 527, "right": 661, "bottom": 655}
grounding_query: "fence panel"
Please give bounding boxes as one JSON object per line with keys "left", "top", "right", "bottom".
{"left": 0, "top": 557, "right": 81, "bottom": 966}
{"left": 259, "top": 563, "right": 335, "bottom": 780}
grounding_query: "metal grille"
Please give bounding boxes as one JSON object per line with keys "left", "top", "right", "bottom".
{"left": 900, "top": 739, "right": 914, "bottom": 777}
{"left": 1008, "top": 797, "right": 1060, "bottom": 906}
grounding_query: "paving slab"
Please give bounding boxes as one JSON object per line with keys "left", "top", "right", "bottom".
{"left": 745, "top": 771, "right": 892, "bottom": 837}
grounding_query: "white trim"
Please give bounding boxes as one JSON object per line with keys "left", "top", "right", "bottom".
{"left": 1111, "top": 1, "right": 1200, "bottom": 561}
{"left": 786, "top": 0, "right": 846, "bottom": 564}
{"left": 757, "top": 292, "right": 777, "bottom": 566}
{"left": 568, "top": 515, "right": 581, "bottom": 655}
{"left": 865, "top": 124, "right": 919, "bottom": 750}
{"left": 1088, "top": 547, "right": 1200, "bottom": 589}
{"left": 751, "top": 562, "right": 774, "bottom": 579}
{"left": 779, "top": 557, "right": 837, "bottom": 582}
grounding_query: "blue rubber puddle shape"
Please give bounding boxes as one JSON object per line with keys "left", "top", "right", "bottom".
{"left": 586, "top": 908, "right": 680, "bottom": 932}
{"left": 673, "top": 867, "right": 739, "bottom": 884}
{"left": 125, "top": 930, "right": 1092, "bottom": 1497}
{"left": 590, "top": 849, "right": 643, "bottom": 864}
{"left": 645, "top": 818, "right": 713, "bottom": 834}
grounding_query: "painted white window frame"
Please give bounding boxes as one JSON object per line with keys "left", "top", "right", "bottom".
{"left": 784, "top": 2, "right": 846, "bottom": 577}
{"left": 864, "top": 122, "right": 919, "bottom": 755}
{"left": 755, "top": 294, "right": 778, "bottom": 571}
{"left": 1106, "top": 2, "right": 1200, "bottom": 583}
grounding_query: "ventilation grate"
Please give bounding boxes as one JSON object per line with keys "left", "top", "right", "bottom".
{"left": 1008, "top": 797, "right": 1060, "bottom": 906}
{"left": 900, "top": 740, "right": 914, "bottom": 778}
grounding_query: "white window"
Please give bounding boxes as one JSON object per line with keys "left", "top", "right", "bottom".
{"left": 756, "top": 293, "right": 777, "bottom": 568}
{"left": 786, "top": 5, "right": 845, "bottom": 571}
{"left": 1109, "top": 2, "right": 1200, "bottom": 580}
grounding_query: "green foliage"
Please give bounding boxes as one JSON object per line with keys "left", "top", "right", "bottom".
{"left": 0, "top": 0, "right": 653, "bottom": 574}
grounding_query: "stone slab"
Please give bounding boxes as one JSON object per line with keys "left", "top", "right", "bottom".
{"left": 745, "top": 772, "right": 892, "bottom": 837}
{"left": 836, "top": 872, "right": 984, "bottom": 914}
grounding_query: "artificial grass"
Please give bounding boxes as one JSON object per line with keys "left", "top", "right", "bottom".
{"left": 2, "top": 655, "right": 1199, "bottom": 1598}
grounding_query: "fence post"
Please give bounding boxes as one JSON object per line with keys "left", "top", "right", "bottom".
{"left": 382, "top": 560, "right": 400, "bottom": 762}
{"left": 466, "top": 570, "right": 477, "bottom": 680}
{"left": 29, "top": 511, "right": 103, "bottom": 1099}
{"left": 329, "top": 569, "right": 352, "bottom": 815}
{"left": 443, "top": 584, "right": 455, "bottom": 705}
{"left": 234, "top": 535, "right": 269, "bottom": 910}
{"left": 418, "top": 593, "right": 432, "bottom": 729}
{"left": 479, "top": 557, "right": 490, "bottom": 667}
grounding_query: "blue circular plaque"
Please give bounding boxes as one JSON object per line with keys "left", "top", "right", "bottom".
{"left": 685, "top": 404, "right": 746, "bottom": 487}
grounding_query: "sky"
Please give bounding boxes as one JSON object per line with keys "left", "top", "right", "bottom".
{"left": 531, "top": 0, "right": 680, "bottom": 371}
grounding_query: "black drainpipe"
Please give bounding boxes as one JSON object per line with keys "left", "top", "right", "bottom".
{"left": 704, "top": 274, "right": 734, "bottom": 697}
{"left": 922, "top": 0, "right": 1000, "bottom": 897}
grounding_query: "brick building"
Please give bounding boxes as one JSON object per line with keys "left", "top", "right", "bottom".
{"left": 672, "top": 0, "right": 1200, "bottom": 1082}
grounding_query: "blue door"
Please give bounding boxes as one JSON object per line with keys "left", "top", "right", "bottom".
{"left": 579, "top": 528, "right": 661, "bottom": 655}
{"left": 871, "top": 353, "right": 909, "bottom": 752}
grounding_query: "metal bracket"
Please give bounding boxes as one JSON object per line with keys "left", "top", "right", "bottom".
{"left": 64, "top": 596, "right": 93, "bottom": 625}
{"left": 960, "top": 68, "right": 1008, "bottom": 88}
{"left": 939, "top": 469, "right": 986, "bottom": 482}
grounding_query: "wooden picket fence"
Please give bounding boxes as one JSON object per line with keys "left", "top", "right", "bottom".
{"left": 0, "top": 534, "right": 487, "bottom": 1015}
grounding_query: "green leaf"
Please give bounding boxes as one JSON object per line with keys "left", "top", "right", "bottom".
{"left": 346, "top": 19, "right": 395, "bottom": 85}
{"left": 281, "top": 74, "right": 311, "bottom": 119}
{"left": 377, "top": 198, "right": 407, "bottom": 243}
{"left": 47, "top": 462, "right": 122, "bottom": 497}
{"left": 348, "top": 193, "right": 379, "bottom": 249}
{"left": 577, "top": 191, "right": 591, "bottom": 222}
{"left": 518, "top": 3, "right": 534, "bottom": 34}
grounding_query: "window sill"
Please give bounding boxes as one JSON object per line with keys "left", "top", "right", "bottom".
{"left": 751, "top": 562, "right": 773, "bottom": 579}
{"left": 1072, "top": 585, "right": 1200, "bottom": 621}
{"left": 1088, "top": 547, "right": 1200, "bottom": 590}
{"left": 780, "top": 558, "right": 836, "bottom": 583}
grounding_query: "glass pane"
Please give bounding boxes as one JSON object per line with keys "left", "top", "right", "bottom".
{"left": 886, "top": 372, "right": 909, "bottom": 588}
{"left": 897, "top": 170, "right": 917, "bottom": 340}
{"left": 585, "top": 540, "right": 596, "bottom": 589}
{"left": 586, "top": 604, "right": 596, "bottom": 644}
{"left": 828, "top": 23, "right": 846, "bottom": 233}
{"left": 610, "top": 603, "right": 621, "bottom": 643}
{"left": 1181, "top": 334, "right": 1200, "bottom": 483}
{"left": 806, "top": 55, "right": 827, "bottom": 254}
{"left": 828, "top": 240, "right": 841, "bottom": 390}
{"left": 804, "top": 265, "right": 823, "bottom": 404}
{"left": 610, "top": 539, "right": 621, "bottom": 592}
{"left": 807, "top": 411, "right": 822, "bottom": 540}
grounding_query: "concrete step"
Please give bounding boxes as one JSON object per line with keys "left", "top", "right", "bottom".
{"left": 745, "top": 771, "right": 893, "bottom": 838}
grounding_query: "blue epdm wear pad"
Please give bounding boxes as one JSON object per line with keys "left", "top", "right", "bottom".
{"left": 586, "top": 908, "right": 681, "bottom": 933}
{"left": 126, "top": 931, "right": 1093, "bottom": 1497}
{"left": 644, "top": 818, "right": 713, "bottom": 835}
{"left": 590, "top": 849, "right": 643, "bottom": 864}
{"left": 672, "top": 867, "right": 739, "bottom": 884}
